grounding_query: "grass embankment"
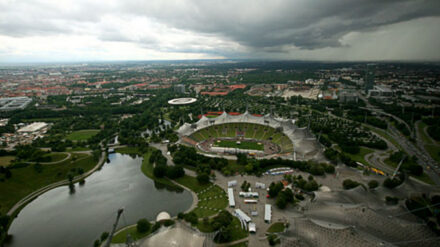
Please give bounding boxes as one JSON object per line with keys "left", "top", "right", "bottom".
{"left": 0, "top": 156, "right": 15, "bottom": 167}
{"left": 417, "top": 122, "right": 434, "bottom": 145}
{"left": 425, "top": 145, "right": 440, "bottom": 164}
{"left": 267, "top": 222, "right": 285, "bottom": 233}
{"left": 384, "top": 158, "right": 435, "bottom": 185}
{"left": 0, "top": 153, "right": 95, "bottom": 215}
{"left": 43, "top": 152, "right": 69, "bottom": 163}
{"left": 344, "top": 147, "right": 375, "bottom": 166}
{"left": 115, "top": 147, "right": 181, "bottom": 190}
{"left": 111, "top": 225, "right": 152, "bottom": 244}
{"left": 213, "top": 140, "right": 264, "bottom": 151}
{"left": 174, "top": 175, "right": 228, "bottom": 218}
{"left": 66, "top": 129, "right": 100, "bottom": 141}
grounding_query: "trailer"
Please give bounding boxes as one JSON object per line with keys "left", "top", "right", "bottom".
{"left": 239, "top": 192, "right": 259, "bottom": 198}
{"left": 228, "top": 188, "right": 235, "bottom": 208}
{"left": 244, "top": 199, "right": 258, "bottom": 204}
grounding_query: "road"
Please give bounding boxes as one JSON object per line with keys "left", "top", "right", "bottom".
{"left": 358, "top": 92, "right": 440, "bottom": 185}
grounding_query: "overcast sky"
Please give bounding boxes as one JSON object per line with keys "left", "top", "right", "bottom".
{"left": 1, "top": 0, "right": 440, "bottom": 63}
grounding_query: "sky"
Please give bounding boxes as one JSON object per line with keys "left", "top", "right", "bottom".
{"left": 1, "top": 0, "right": 440, "bottom": 63}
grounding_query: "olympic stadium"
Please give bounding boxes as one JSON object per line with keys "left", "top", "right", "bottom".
{"left": 177, "top": 111, "right": 325, "bottom": 161}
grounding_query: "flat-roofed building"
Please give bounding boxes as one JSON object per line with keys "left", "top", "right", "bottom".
{"left": 17, "top": 122, "right": 48, "bottom": 133}
{"left": 265, "top": 204, "right": 272, "bottom": 223}
{"left": 235, "top": 209, "right": 251, "bottom": 223}
{"left": 228, "top": 188, "right": 235, "bottom": 208}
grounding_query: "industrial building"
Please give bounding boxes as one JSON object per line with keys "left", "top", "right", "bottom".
{"left": 17, "top": 122, "right": 48, "bottom": 133}
{"left": 0, "top": 97, "right": 32, "bottom": 111}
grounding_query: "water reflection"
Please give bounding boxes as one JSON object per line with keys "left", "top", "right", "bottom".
{"left": 6, "top": 153, "right": 192, "bottom": 247}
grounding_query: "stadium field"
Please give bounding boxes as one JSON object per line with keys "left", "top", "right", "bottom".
{"left": 213, "top": 140, "right": 264, "bottom": 151}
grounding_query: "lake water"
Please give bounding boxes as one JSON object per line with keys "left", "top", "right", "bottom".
{"left": 6, "top": 153, "right": 193, "bottom": 247}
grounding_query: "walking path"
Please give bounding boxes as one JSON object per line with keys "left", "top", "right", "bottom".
{"left": 7, "top": 149, "right": 107, "bottom": 216}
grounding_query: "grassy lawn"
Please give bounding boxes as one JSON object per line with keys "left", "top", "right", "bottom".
{"left": 140, "top": 149, "right": 181, "bottom": 190}
{"left": 267, "top": 222, "right": 285, "bottom": 233}
{"left": 67, "top": 147, "right": 91, "bottom": 152}
{"left": 174, "top": 175, "right": 228, "bottom": 218}
{"left": 343, "top": 147, "right": 374, "bottom": 166}
{"left": 425, "top": 144, "right": 440, "bottom": 163}
{"left": 228, "top": 218, "right": 249, "bottom": 242}
{"left": 112, "top": 225, "right": 151, "bottom": 243}
{"left": 66, "top": 129, "right": 100, "bottom": 141}
{"left": 116, "top": 146, "right": 142, "bottom": 155}
{"left": 0, "top": 153, "right": 96, "bottom": 215}
{"left": 43, "top": 152, "right": 69, "bottom": 163}
{"left": 0, "top": 156, "right": 15, "bottom": 167}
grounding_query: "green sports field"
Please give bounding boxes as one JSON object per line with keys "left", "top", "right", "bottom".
{"left": 66, "top": 129, "right": 100, "bottom": 141}
{"left": 189, "top": 122, "right": 293, "bottom": 153}
{"left": 213, "top": 139, "right": 264, "bottom": 151}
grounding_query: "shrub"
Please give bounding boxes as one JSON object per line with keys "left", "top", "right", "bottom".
{"left": 196, "top": 173, "right": 210, "bottom": 184}
{"left": 343, "top": 179, "right": 361, "bottom": 190}
{"left": 383, "top": 177, "right": 403, "bottom": 189}
{"left": 368, "top": 180, "right": 379, "bottom": 189}
{"left": 153, "top": 165, "right": 167, "bottom": 178}
{"left": 136, "top": 218, "right": 151, "bottom": 233}
{"left": 184, "top": 212, "right": 198, "bottom": 225}
{"left": 385, "top": 196, "right": 399, "bottom": 205}
{"left": 100, "top": 232, "right": 109, "bottom": 242}
{"left": 324, "top": 164, "right": 335, "bottom": 174}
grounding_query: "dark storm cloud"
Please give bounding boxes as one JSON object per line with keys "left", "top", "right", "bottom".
{"left": 1, "top": 0, "right": 439, "bottom": 61}
{"left": 127, "top": 0, "right": 440, "bottom": 50}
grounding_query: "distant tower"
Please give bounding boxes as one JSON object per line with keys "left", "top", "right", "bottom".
{"left": 174, "top": 84, "right": 185, "bottom": 94}
{"left": 365, "top": 65, "right": 375, "bottom": 93}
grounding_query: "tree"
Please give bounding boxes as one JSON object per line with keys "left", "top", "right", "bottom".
{"left": 268, "top": 182, "right": 284, "bottom": 198}
{"left": 166, "top": 165, "right": 185, "bottom": 179}
{"left": 100, "top": 232, "right": 109, "bottom": 242}
{"left": 184, "top": 212, "right": 198, "bottom": 225}
{"left": 236, "top": 153, "right": 248, "bottom": 165}
{"left": 153, "top": 165, "right": 167, "bottom": 178}
{"left": 197, "top": 173, "right": 210, "bottom": 184}
{"left": 368, "top": 180, "right": 379, "bottom": 189}
{"left": 137, "top": 218, "right": 151, "bottom": 233}
{"left": 276, "top": 195, "right": 287, "bottom": 209}
{"left": 303, "top": 180, "right": 319, "bottom": 192}
{"left": 343, "top": 179, "right": 361, "bottom": 190}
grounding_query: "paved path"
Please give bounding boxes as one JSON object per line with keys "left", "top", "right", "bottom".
{"left": 7, "top": 149, "right": 107, "bottom": 216}
{"left": 25, "top": 152, "right": 71, "bottom": 165}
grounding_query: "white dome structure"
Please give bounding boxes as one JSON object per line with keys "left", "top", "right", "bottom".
{"left": 156, "top": 211, "right": 171, "bottom": 222}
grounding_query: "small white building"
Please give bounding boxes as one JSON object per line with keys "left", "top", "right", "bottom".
{"left": 249, "top": 222, "right": 256, "bottom": 233}
{"left": 265, "top": 204, "right": 272, "bottom": 223}
{"left": 255, "top": 182, "right": 266, "bottom": 189}
{"left": 228, "top": 188, "right": 235, "bottom": 208}
{"left": 228, "top": 180, "right": 237, "bottom": 187}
